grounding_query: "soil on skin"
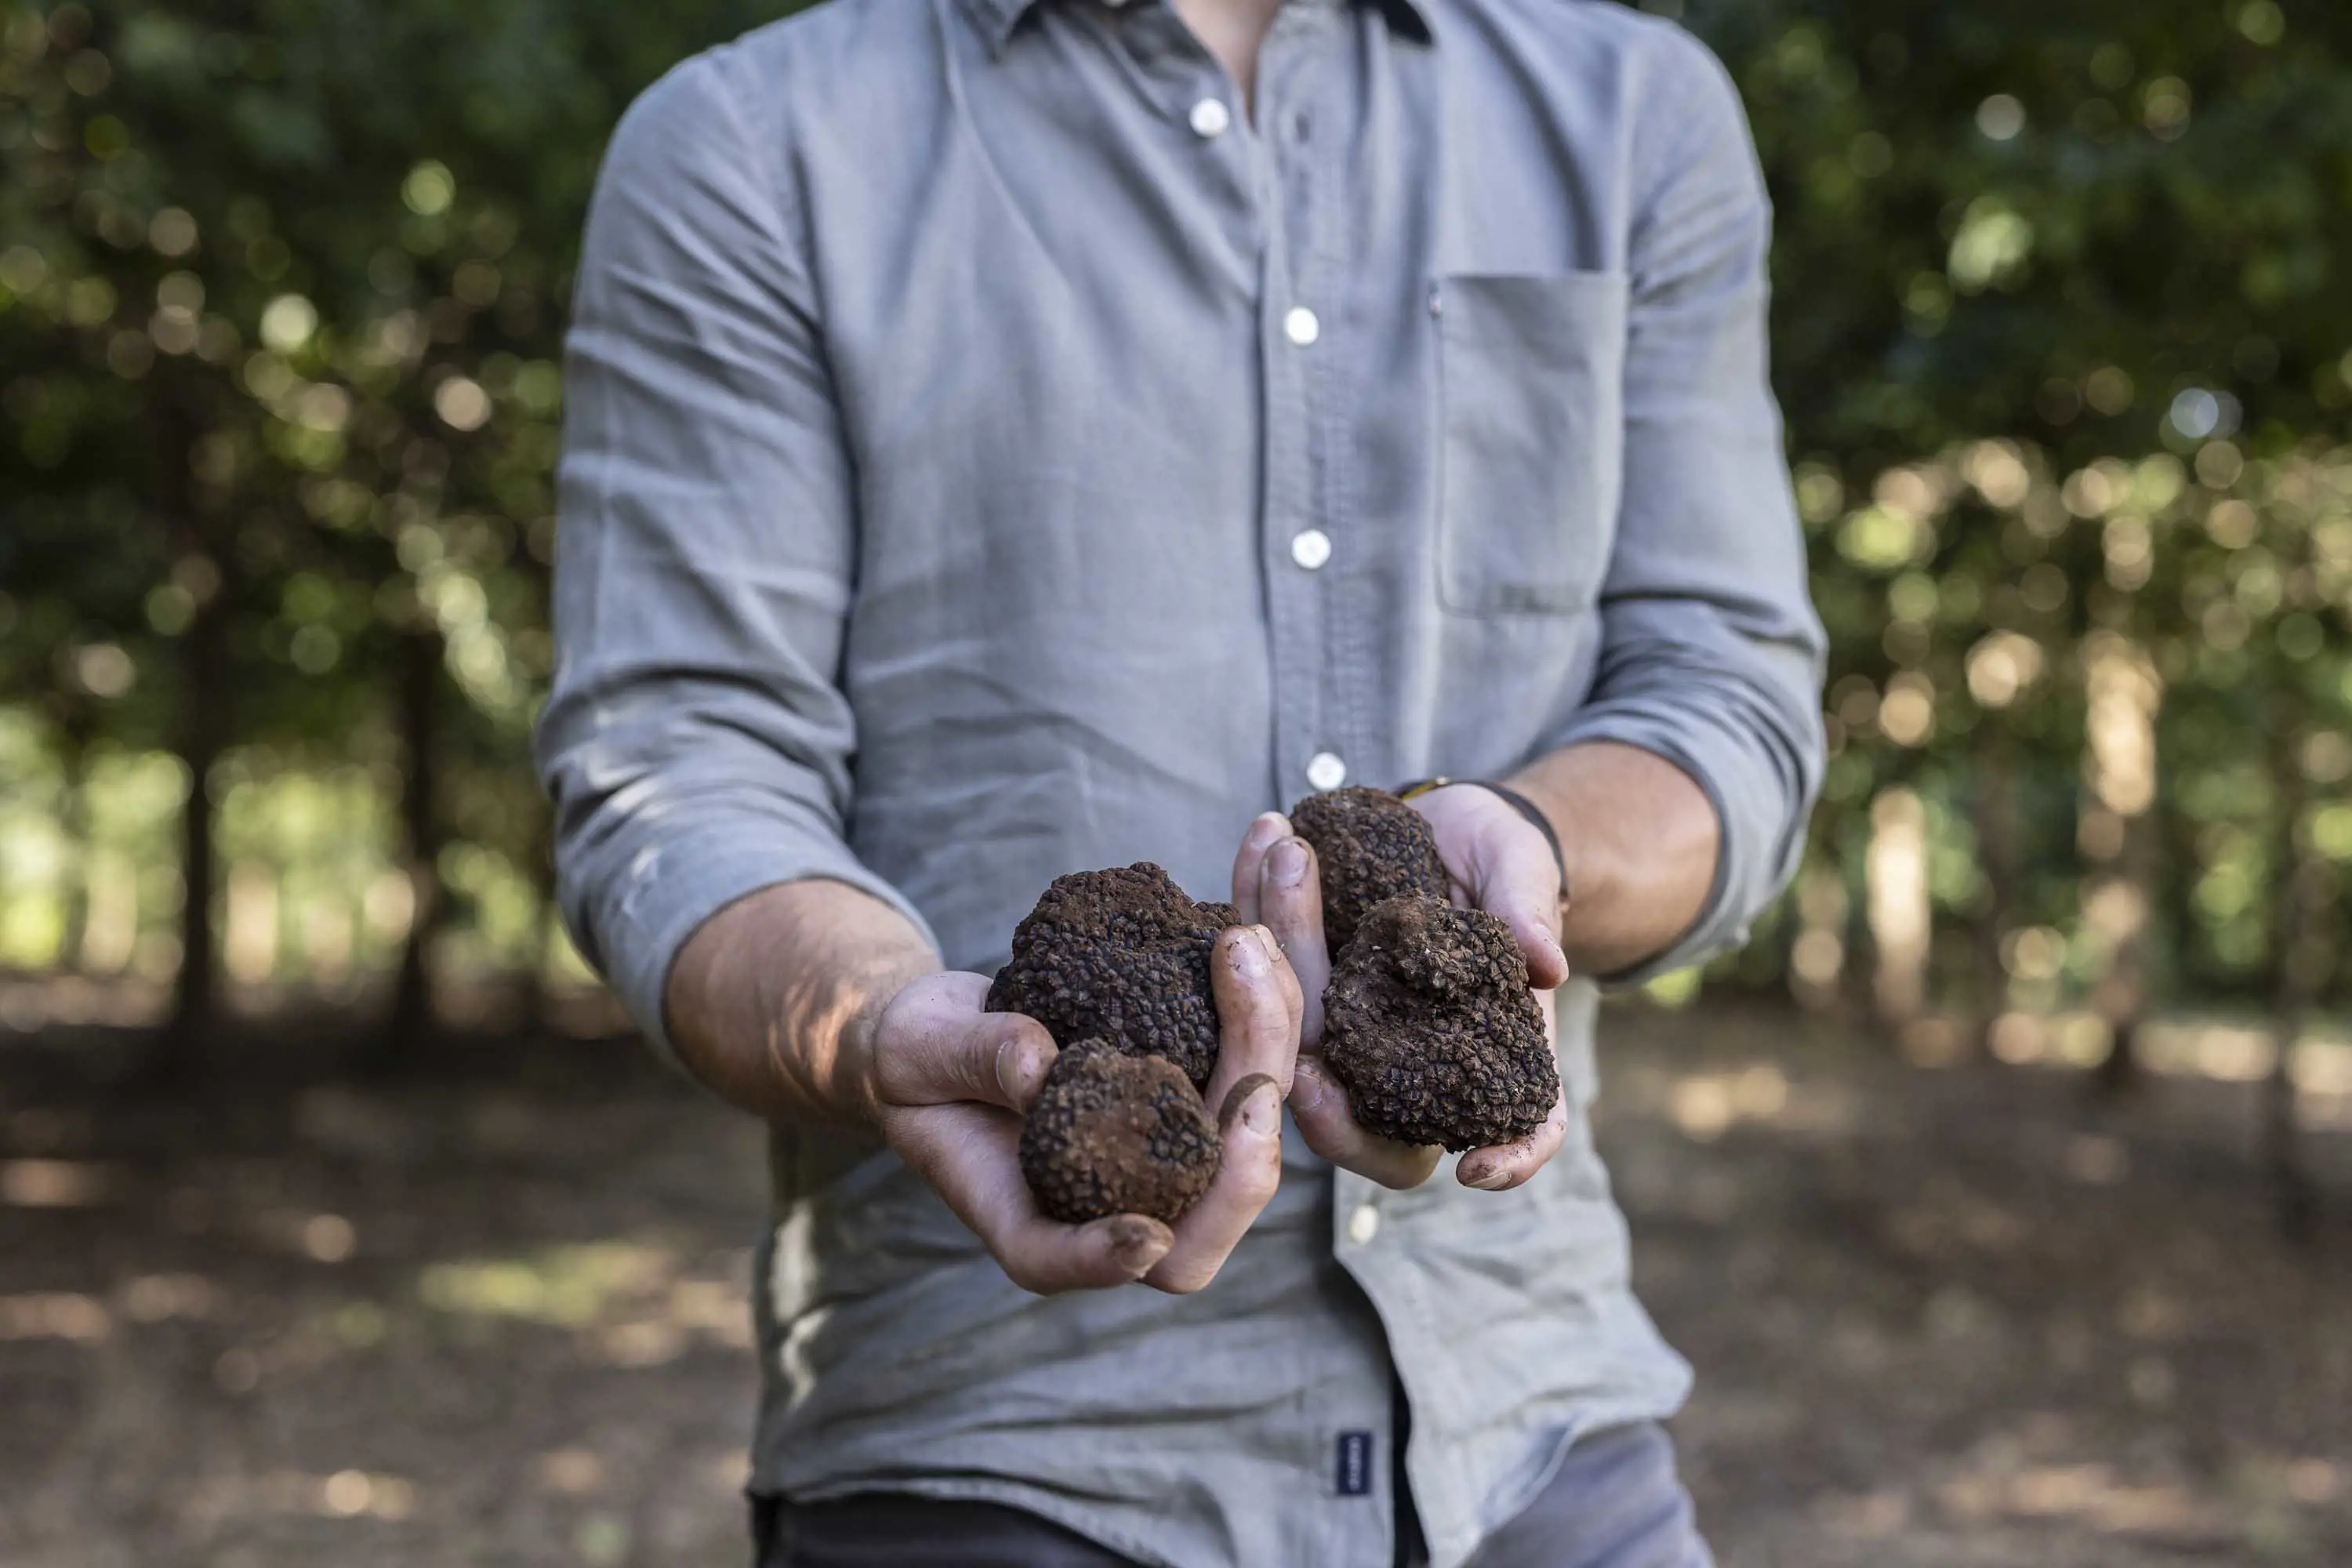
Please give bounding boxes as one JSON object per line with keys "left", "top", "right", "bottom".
{"left": 1018, "top": 1040, "right": 1219, "bottom": 1225}
{"left": 986, "top": 863, "right": 1235, "bottom": 1089}
{"left": 3, "top": 1000, "right": 2348, "bottom": 1566}
{"left": 1288, "top": 787, "right": 1450, "bottom": 955}
{"left": 1320, "top": 895, "right": 1559, "bottom": 1149}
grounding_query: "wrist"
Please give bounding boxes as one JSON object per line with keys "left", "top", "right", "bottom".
{"left": 1507, "top": 743, "right": 1719, "bottom": 978}
{"left": 1398, "top": 776, "right": 1570, "bottom": 911}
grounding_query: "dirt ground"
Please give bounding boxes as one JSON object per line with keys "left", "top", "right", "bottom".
{"left": 2, "top": 1000, "right": 2347, "bottom": 1567}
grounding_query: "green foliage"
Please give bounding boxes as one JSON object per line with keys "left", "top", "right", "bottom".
{"left": 1672, "top": 0, "right": 2352, "bottom": 1012}
{"left": 0, "top": 0, "right": 794, "bottom": 982}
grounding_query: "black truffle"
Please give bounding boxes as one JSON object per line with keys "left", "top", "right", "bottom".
{"left": 1320, "top": 895, "right": 1559, "bottom": 1151}
{"left": 1288, "top": 787, "right": 1451, "bottom": 953}
{"left": 1018, "top": 1039, "right": 1221, "bottom": 1224}
{"left": 986, "top": 863, "right": 1237, "bottom": 1089}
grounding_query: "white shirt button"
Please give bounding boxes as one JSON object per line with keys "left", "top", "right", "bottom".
{"left": 1187, "top": 98, "right": 1230, "bottom": 140}
{"left": 1283, "top": 306, "right": 1320, "bottom": 347}
{"left": 1306, "top": 752, "right": 1347, "bottom": 792}
{"left": 1289, "top": 528, "right": 1332, "bottom": 571}
{"left": 1346, "top": 1204, "right": 1381, "bottom": 1247}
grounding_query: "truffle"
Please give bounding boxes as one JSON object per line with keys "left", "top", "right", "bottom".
{"left": 1320, "top": 895, "right": 1559, "bottom": 1151}
{"left": 986, "top": 862, "right": 1237, "bottom": 1088}
{"left": 1018, "top": 1039, "right": 1221, "bottom": 1224}
{"left": 1288, "top": 787, "right": 1451, "bottom": 953}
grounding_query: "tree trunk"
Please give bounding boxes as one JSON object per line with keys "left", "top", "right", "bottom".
{"left": 2082, "top": 633, "right": 2160, "bottom": 1098}
{"left": 153, "top": 374, "right": 226, "bottom": 1076}
{"left": 381, "top": 630, "right": 443, "bottom": 1060}
{"left": 521, "top": 798, "right": 557, "bottom": 1036}
{"left": 2089, "top": 826, "right": 2152, "bottom": 1098}
{"left": 1971, "top": 724, "right": 2017, "bottom": 1057}
{"left": 2265, "top": 691, "right": 2322, "bottom": 1243}
{"left": 56, "top": 716, "right": 91, "bottom": 971}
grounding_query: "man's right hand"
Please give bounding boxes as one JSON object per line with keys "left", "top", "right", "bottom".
{"left": 862, "top": 927, "right": 1298, "bottom": 1297}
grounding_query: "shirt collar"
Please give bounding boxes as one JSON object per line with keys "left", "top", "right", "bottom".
{"left": 961, "top": 0, "right": 1431, "bottom": 57}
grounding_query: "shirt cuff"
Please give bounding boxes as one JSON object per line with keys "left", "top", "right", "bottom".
{"left": 583, "top": 808, "right": 941, "bottom": 1068}
{"left": 1544, "top": 702, "right": 1798, "bottom": 985}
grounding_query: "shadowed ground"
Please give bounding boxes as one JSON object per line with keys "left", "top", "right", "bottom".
{"left": 2, "top": 1003, "right": 2347, "bottom": 1566}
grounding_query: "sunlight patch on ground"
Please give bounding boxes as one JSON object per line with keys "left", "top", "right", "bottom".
{"left": 1813, "top": 1486, "right": 1913, "bottom": 1538}
{"left": 122, "top": 1272, "right": 223, "bottom": 1322}
{"left": 1, "top": 1158, "right": 118, "bottom": 1207}
{"left": 1986, "top": 1011, "right": 2352, "bottom": 1095}
{"left": 415, "top": 1241, "right": 753, "bottom": 1364}
{"left": 182, "top": 1468, "right": 419, "bottom": 1527}
{"left": 1939, "top": 1462, "right": 2204, "bottom": 1534}
{"left": 0, "top": 1291, "right": 111, "bottom": 1342}
{"left": 418, "top": 1242, "right": 677, "bottom": 1328}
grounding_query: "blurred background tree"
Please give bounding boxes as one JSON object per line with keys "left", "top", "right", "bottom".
{"left": 2, "top": 0, "right": 2349, "bottom": 1104}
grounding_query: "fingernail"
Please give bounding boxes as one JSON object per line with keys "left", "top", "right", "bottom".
{"left": 996, "top": 1035, "right": 1044, "bottom": 1103}
{"left": 1107, "top": 1214, "right": 1173, "bottom": 1272}
{"left": 1220, "top": 1073, "right": 1279, "bottom": 1132}
{"left": 1229, "top": 927, "right": 1269, "bottom": 973}
{"left": 1249, "top": 812, "right": 1289, "bottom": 849}
{"left": 1269, "top": 837, "right": 1310, "bottom": 886}
{"left": 1290, "top": 1059, "right": 1331, "bottom": 1115}
{"left": 1252, "top": 924, "right": 1284, "bottom": 963}
{"left": 1462, "top": 1165, "right": 1512, "bottom": 1191}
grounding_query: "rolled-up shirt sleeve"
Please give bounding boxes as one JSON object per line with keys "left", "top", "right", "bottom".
{"left": 534, "top": 51, "right": 936, "bottom": 1059}
{"left": 1547, "top": 31, "right": 1827, "bottom": 979}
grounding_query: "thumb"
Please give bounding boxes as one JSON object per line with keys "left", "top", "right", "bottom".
{"left": 873, "top": 974, "right": 1058, "bottom": 1111}
{"left": 1475, "top": 829, "right": 1570, "bottom": 990}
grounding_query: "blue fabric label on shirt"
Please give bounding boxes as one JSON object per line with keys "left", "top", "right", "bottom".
{"left": 1337, "top": 1430, "right": 1374, "bottom": 1497}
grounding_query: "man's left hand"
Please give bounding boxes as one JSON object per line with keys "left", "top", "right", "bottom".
{"left": 1231, "top": 789, "right": 1570, "bottom": 1194}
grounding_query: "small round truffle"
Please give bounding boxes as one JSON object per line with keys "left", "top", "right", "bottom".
{"left": 1320, "top": 895, "right": 1559, "bottom": 1151}
{"left": 1288, "top": 787, "right": 1451, "bottom": 953}
{"left": 986, "top": 863, "right": 1236, "bottom": 1087}
{"left": 1019, "top": 1039, "right": 1221, "bottom": 1224}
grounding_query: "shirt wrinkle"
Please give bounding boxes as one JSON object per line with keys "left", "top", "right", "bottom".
{"left": 537, "top": 2, "right": 1824, "bottom": 1565}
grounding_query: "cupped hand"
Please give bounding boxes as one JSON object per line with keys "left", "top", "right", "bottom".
{"left": 866, "top": 927, "right": 1299, "bottom": 1298}
{"left": 1232, "top": 796, "right": 1570, "bottom": 1194}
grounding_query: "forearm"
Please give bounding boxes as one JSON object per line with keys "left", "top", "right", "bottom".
{"left": 1508, "top": 742, "right": 1720, "bottom": 978}
{"left": 663, "top": 878, "right": 940, "bottom": 1127}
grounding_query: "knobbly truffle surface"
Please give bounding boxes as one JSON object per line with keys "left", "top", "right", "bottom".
{"left": 1320, "top": 895, "right": 1559, "bottom": 1151}
{"left": 1019, "top": 1039, "right": 1221, "bottom": 1224}
{"left": 986, "top": 862, "right": 1236, "bottom": 1088}
{"left": 1288, "top": 787, "right": 1450, "bottom": 953}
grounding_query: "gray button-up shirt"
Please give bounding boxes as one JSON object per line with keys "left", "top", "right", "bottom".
{"left": 537, "top": 0, "right": 1825, "bottom": 1560}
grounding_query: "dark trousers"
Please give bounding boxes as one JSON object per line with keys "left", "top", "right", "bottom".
{"left": 752, "top": 1421, "right": 1713, "bottom": 1568}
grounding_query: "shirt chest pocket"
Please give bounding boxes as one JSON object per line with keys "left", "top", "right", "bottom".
{"left": 1434, "top": 271, "right": 1629, "bottom": 617}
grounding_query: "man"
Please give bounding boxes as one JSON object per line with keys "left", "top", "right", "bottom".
{"left": 536, "top": 0, "right": 1824, "bottom": 1556}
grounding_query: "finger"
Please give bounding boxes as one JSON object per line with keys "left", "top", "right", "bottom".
{"left": 1229, "top": 811, "right": 1292, "bottom": 924}
{"left": 1256, "top": 836, "right": 1329, "bottom": 1046}
{"left": 1202, "top": 925, "right": 1301, "bottom": 1115}
{"left": 884, "top": 1101, "right": 1174, "bottom": 1293}
{"left": 1473, "top": 829, "right": 1570, "bottom": 990}
{"left": 1147, "top": 1075, "right": 1283, "bottom": 1294}
{"left": 1455, "top": 1088, "right": 1570, "bottom": 1192}
{"left": 873, "top": 985, "right": 1058, "bottom": 1113}
{"left": 1287, "top": 1056, "right": 1442, "bottom": 1190}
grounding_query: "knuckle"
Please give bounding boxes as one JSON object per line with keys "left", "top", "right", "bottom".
{"left": 999, "top": 1257, "right": 1055, "bottom": 1296}
{"left": 1152, "top": 1263, "right": 1214, "bottom": 1296}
